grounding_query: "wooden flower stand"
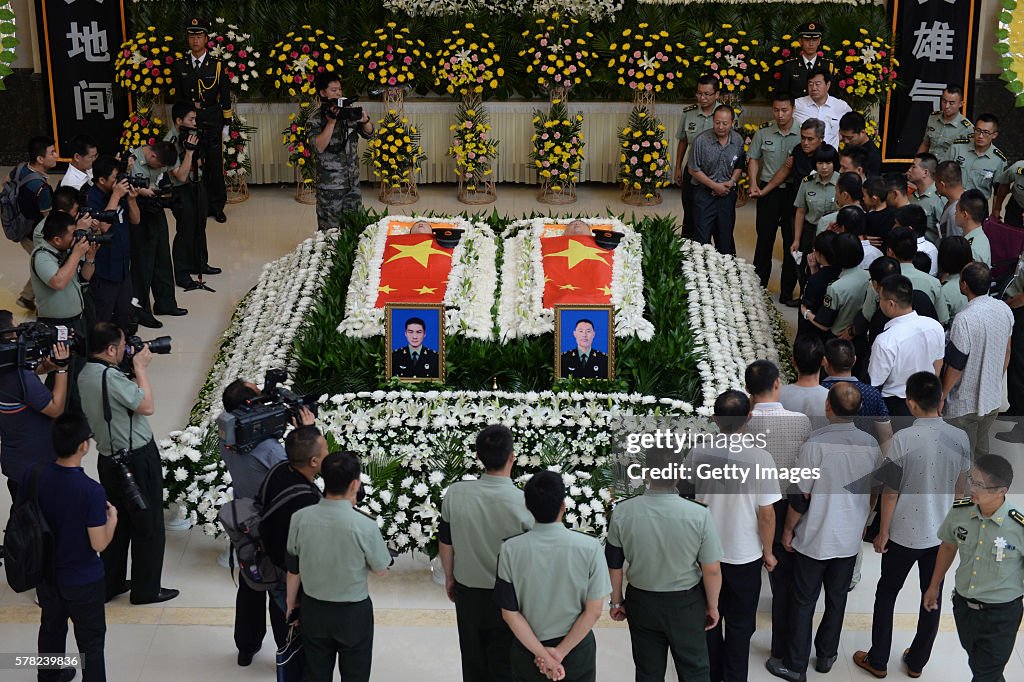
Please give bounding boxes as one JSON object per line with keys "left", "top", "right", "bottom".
{"left": 621, "top": 187, "right": 662, "bottom": 206}
{"left": 538, "top": 87, "right": 578, "bottom": 205}
{"left": 294, "top": 177, "right": 316, "bottom": 205}
{"left": 226, "top": 175, "right": 250, "bottom": 204}
{"left": 378, "top": 86, "right": 420, "bottom": 205}
{"left": 455, "top": 92, "right": 497, "bottom": 205}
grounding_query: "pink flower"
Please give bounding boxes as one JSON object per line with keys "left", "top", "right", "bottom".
{"left": 227, "top": 43, "right": 235, "bottom": 51}
{"left": 369, "top": 61, "right": 377, "bottom": 70}
{"left": 290, "top": 51, "right": 298, "bottom": 59}
{"left": 145, "top": 59, "right": 154, "bottom": 68}
{"left": 630, "top": 156, "right": 638, "bottom": 164}
{"left": 216, "top": 36, "right": 224, "bottom": 43}
{"left": 628, "top": 68, "right": 635, "bottom": 76}
{"left": 238, "top": 50, "right": 247, "bottom": 58}
{"left": 554, "top": 132, "right": 561, "bottom": 139}
{"left": 724, "top": 45, "right": 733, "bottom": 53}
{"left": 230, "top": 131, "right": 239, "bottom": 139}
{"left": 385, "top": 53, "right": 394, "bottom": 61}
{"left": 301, "top": 45, "right": 310, "bottom": 53}
{"left": 540, "top": 38, "right": 547, "bottom": 47}
{"left": 403, "top": 55, "right": 412, "bottom": 65}
{"left": 637, "top": 169, "right": 643, "bottom": 177}
{"left": 633, "top": 50, "right": 641, "bottom": 58}
{"left": 238, "top": 64, "right": 246, "bottom": 71}
{"left": 388, "top": 76, "right": 397, "bottom": 85}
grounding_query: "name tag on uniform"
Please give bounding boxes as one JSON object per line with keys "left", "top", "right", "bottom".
{"left": 764, "top": 140, "right": 774, "bottom": 146}
{"left": 808, "top": 191, "right": 817, "bottom": 197}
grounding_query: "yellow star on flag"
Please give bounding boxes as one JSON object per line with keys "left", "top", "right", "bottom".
{"left": 559, "top": 283, "right": 580, "bottom": 291}
{"left": 415, "top": 285, "right": 438, "bottom": 295}
{"left": 543, "top": 239, "right": 611, "bottom": 269}
{"left": 598, "top": 285, "right": 612, "bottom": 296}
{"left": 379, "top": 284, "right": 396, "bottom": 294}
{"left": 384, "top": 239, "right": 453, "bottom": 268}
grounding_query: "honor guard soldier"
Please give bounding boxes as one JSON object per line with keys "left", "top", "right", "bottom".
{"left": 438, "top": 425, "right": 534, "bottom": 682}
{"left": 917, "top": 86, "right": 974, "bottom": 159}
{"left": 773, "top": 22, "right": 835, "bottom": 98}
{"left": 496, "top": 471, "right": 610, "bottom": 682}
{"left": 945, "top": 114, "right": 1007, "bottom": 201}
{"left": 172, "top": 17, "right": 232, "bottom": 223}
{"left": 993, "top": 161, "right": 1024, "bottom": 227}
{"left": 925, "top": 455, "right": 1024, "bottom": 682}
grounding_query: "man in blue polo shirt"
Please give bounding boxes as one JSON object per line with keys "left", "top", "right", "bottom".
{"left": 34, "top": 412, "right": 117, "bottom": 682}
{"left": 86, "top": 155, "right": 140, "bottom": 333}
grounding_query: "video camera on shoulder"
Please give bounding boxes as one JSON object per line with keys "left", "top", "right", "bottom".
{"left": 0, "top": 321, "right": 86, "bottom": 371}
{"left": 119, "top": 334, "right": 172, "bottom": 378}
{"left": 178, "top": 122, "right": 215, "bottom": 152}
{"left": 322, "top": 96, "right": 363, "bottom": 124}
{"left": 79, "top": 206, "right": 120, "bottom": 224}
{"left": 217, "top": 368, "right": 319, "bottom": 453}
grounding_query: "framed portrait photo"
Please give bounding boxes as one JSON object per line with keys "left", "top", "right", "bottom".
{"left": 385, "top": 303, "right": 446, "bottom": 383}
{"left": 554, "top": 304, "right": 615, "bottom": 380}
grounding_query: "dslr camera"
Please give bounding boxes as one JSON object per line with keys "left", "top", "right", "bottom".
{"left": 73, "top": 228, "right": 114, "bottom": 247}
{"left": 119, "top": 334, "right": 172, "bottom": 378}
{"left": 322, "top": 96, "right": 363, "bottom": 124}
{"left": 217, "top": 368, "right": 319, "bottom": 453}
{"left": 179, "top": 122, "right": 215, "bottom": 153}
{"left": 110, "top": 448, "right": 148, "bottom": 511}
{"left": 79, "top": 206, "right": 120, "bottom": 224}
{"left": 0, "top": 321, "right": 86, "bottom": 371}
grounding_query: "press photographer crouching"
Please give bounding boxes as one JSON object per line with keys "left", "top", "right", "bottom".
{"left": 78, "top": 322, "right": 178, "bottom": 605}
{"left": 126, "top": 140, "right": 187, "bottom": 327}
{"left": 0, "top": 310, "right": 70, "bottom": 502}
{"left": 87, "top": 155, "right": 142, "bottom": 332}
{"left": 310, "top": 72, "right": 374, "bottom": 232}
{"left": 218, "top": 373, "right": 316, "bottom": 666}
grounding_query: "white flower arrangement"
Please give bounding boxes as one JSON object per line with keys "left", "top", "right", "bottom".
{"left": 497, "top": 217, "right": 654, "bottom": 342}
{"left": 383, "top": 0, "right": 622, "bottom": 20}
{"left": 208, "top": 19, "right": 260, "bottom": 92}
{"left": 337, "top": 215, "right": 498, "bottom": 340}
{"left": 160, "top": 231, "right": 335, "bottom": 532}
{"left": 680, "top": 241, "right": 790, "bottom": 408}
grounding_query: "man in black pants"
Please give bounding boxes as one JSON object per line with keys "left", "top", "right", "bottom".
{"left": 35, "top": 412, "right": 118, "bottom": 682}
{"left": 997, "top": 251, "right": 1024, "bottom": 444}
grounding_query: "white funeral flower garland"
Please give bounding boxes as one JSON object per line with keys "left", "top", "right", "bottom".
{"left": 337, "top": 215, "right": 498, "bottom": 341}
{"left": 383, "top": 0, "right": 623, "bottom": 20}
{"left": 680, "top": 241, "right": 790, "bottom": 409}
{"left": 497, "top": 217, "right": 654, "bottom": 342}
{"left": 159, "top": 231, "right": 335, "bottom": 531}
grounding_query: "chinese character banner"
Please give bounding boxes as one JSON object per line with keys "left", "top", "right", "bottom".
{"left": 36, "top": 0, "right": 128, "bottom": 161}
{"left": 882, "top": 0, "right": 980, "bottom": 163}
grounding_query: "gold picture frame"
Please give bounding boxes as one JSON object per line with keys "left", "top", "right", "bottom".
{"left": 554, "top": 304, "right": 615, "bottom": 380}
{"left": 384, "top": 303, "right": 446, "bottom": 383}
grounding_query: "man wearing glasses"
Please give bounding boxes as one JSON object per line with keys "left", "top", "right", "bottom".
{"left": 945, "top": 114, "right": 1007, "bottom": 201}
{"left": 924, "top": 454, "right": 1024, "bottom": 682}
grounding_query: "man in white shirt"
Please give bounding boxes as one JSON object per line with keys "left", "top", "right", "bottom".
{"left": 58, "top": 135, "right": 97, "bottom": 193}
{"left": 793, "top": 70, "right": 853, "bottom": 149}
{"left": 692, "top": 390, "right": 781, "bottom": 682}
{"left": 744, "top": 360, "right": 812, "bottom": 667}
{"left": 894, "top": 204, "right": 938, "bottom": 276}
{"left": 854, "top": 372, "right": 969, "bottom": 679}
{"left": 868, "top": 275, "right": 945, "bottom": 418}
{"left": 942, "top": 262, "right": 1014, "bottom": 458}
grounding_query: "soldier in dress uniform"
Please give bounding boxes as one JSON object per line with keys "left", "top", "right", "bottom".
{"left": 925, "top": 455, "right": 1024, "bottom": 682}
{"left": 945, "top": 114, "right": 1007, "bottom": 201}
{"left": 391, "top": 316, "right": 439, "bottom": 379}
{"left": 495, "top": 471, "right": 611, "bottom": 682}
{"left": 559, "top": 319, "right": 609, "bottom": 379}
{"left": 309, "top": 72, "right": 374, "bottom": 232}
{"left": 172, "top": 17, "right": 232, "bottom": 223}
{"left": 917, "top": 86, "right": 974, "bottom": 159}
{"left": 992, "top": 161, "right": 1024, "bottom": 227}
{"left": 773, "top": 22, "right": 835, "bottom": 98}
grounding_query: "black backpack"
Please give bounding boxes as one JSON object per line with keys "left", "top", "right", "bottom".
{"left": 2, "top": 464, "right": 54, "bottom": 592}
{"left": 1, "top": 163, "right": 48, "bottom": 242}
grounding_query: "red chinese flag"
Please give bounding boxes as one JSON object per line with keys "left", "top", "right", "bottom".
{"left": 375, "top": 235, "right": 455, "bottom": 306}
{"left": 541, "top": 236, "right": 614, "bottom": 307}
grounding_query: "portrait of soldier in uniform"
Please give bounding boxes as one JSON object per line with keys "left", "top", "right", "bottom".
{"left": 387, "top": 307, "right": 445, "bottom": 381}
{"left": 555, "top": 307, "right": 614, "bottom": 380}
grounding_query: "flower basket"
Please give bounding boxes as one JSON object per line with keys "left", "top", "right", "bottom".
{"left": 379, "top": 182, "right": 419, "bottom": 205}
{"left": 617, "top": 106, "right": 669, "bottom": 207}
{"left": 532, "top": 98, "right": 583, "bottom": 204}
{"left": 365, "top": 109, "right": 425, "bottom": 206}
{"left": 621, "top": 187, "right": 662, "bottom": 207}
{"left": 295, "top": 177, "right": 316, "bottom": 205}
{"left": 226, "top": 175, "right": 249, "bottom": 204}
{"left": 450, "top": 98, "right": 498, "bottom": 205}
{"left": 539, "top": 180, "right": 577, "bottom": 205}
{"left": 224, "top": 110, "right": 255, "bottom": 204}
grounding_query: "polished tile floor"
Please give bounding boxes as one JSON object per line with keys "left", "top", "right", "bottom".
{"left": 1, "top": 181, "right": 1022, "bottom": 680}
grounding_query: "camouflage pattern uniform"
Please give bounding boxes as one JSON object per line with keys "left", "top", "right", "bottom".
{"left": 307, "top": 107, "right": 372, "bottom": 232}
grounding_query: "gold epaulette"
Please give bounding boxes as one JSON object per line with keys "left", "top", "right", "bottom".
{"left": 994, "top": 147, "right": 1007, "bottom": 161}
{"left": 1009, "top": 509, "right": 1024, "bottom": 527}
{"left": 760, "top": 121, "right": 772, "bottom": 129}
{"left": 953, "top": 498, "right": 974, "bottom": 508}
{"left": 952, "top": 136, "right": 972, "bottom": 145}
{"left": 683, "top": 104, "right": 698, "bottom": 112}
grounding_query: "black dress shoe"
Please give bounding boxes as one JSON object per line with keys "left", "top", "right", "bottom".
{"left": 137, "top": 312, "right": 163, "bottom": 329}
{"left": 181, "top": 280, "right": 204, "bottom": 291}
{"left": 213, "top": 211, "right": 227, "bottom": 223}
{"left": 237, "top": 649, "right": 258, "bottom": 667}
{"left": 766, "top": 658, "right": 806, "bottom": 682}
{"left": 816, "top": 653, "right": 838, "bottom": 673}
{"left": 130, "top": 587, "right": 180, "bottom": 605}
{"left": 154, "top": 307, "right": 188, "bottom": 316}
{"left": 57, "top": 668, "right": 76, "bottom": 682}
{"left": 784, "top": 298, "right": 802, "bottom": 308}
{"left": 202, "top": 265, "right": 222, "bottom": 275}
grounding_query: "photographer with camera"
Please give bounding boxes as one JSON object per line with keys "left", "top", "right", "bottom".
{"left": 32, "top": 185, "right": 100, "bottom": 250}
{"left": 0, "top": 310, "right": 69, "bottom": 504}
{"left": 78, "top": 322, "right": 178, "bottom": 605}
{"left": 309, "top": 72, "right": 373, "bottom": 232}
{"left": 166, "top": 101, "right": 220, "bottom": 292}
{"left": 219, "top": 378, "right": 315, "bottom": 665}
{"left": 125, "top": 140, "right": 187, "bottom": 327}
{"left": 86, "top": 156, "right": 141, "bottom": 333}
{"left": 5, "top": 136, "right": 57, "bottom": 312}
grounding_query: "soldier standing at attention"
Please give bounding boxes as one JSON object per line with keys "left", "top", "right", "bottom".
{"left": 173, "top": 17, "right": 232, "bottom": 223}
{"left": 310, "top": 72, "right": 374, "bottom": 232}
{"left": 773, "top": 22, "right": 834, "bottom": 98}
{"left": 925, "top": 455, "right": 1024, "bottom": 682}
{"left": 945, "top": 114, "right": 1007, "bottom": 201}
{"left": 496, "top": 471, "right": 610, "bottom": 682}
{"left": 674, "top": 75, "right": 722, "bottom": 239}
{"left": 992, "top": 160, "right": 1024, "bottom": 227}
{"left": 438, "top": 425, "right": 534, "bottom": 682}
{"left": 917, "top": 86, "right": 974, "bottom": 159}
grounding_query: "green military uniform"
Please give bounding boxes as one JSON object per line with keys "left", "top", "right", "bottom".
{"left": 773, "top": 55, "right": 836, "bottom": 98}
{"left": 171, "top": 18, "right": 232, "bottom": 217}
{"left": 910, "top": 183, "right": 947, "bottom": 245}
{"left": 30, "top": 242, "right": 85, "bottom": 321}
{"left": 923, "top": 111, "right": 974, "bottom": 160}
{"left": 796, "top": 173, "right": 838, "bottom": 227}
{"left": 998, "top": 161, "right": 1024, "bottom": 227}
{"left": 748, "top": 120, "right": 801, "bottom": 287}
{"left": 128, "top": 146, "right": 178, "bottom": 314}
{"left": 677, "top": 103, "right": 717, "bottom": 237}
{"left": 605, "top": 490, "right": 723, "bottom": 681}
{"left": 861, "top": 262, "right": 949, "bottom": 326}
{"left": 496, "top": 523, "right": 611, "bottom": 682}
{"left": 947, "top": 138, "right": 1008, "bottom": 199}
{"left": 964, "top": 227, "right": 992, "bottom": 266}
{"left": 815, "top": 267, "right": 870, "bottom": 334}
{"left": 286, "top": 498, "right": 391, "bottom": 682}
{"left": 307, "top": 107, "right": 372, "bottom": 232}
{"left": 390, "top": 345, "right": 440, "bottom": 379}
{"left": 941, "top": 275, "right": 968, "bottom": 320}
{"left": 559, "top": 348, "right": 609, "bottom": 379}
{"left": 164, "top": 127, "right": 210, "bottom": 288}
{"left": 937, "top": 498, "right": 1024, "bottom": 682}
{"left": 439, "top": 475, "right": 533, "bottom": 682}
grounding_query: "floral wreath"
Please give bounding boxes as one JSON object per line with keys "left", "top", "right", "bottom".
{"left": 692, "top": 23, "right": 767, "bottom": 95}
{"left": 208, "top": 19, "right": 260, "bottom": 93}
{"left": 265, "top": 26, "right": 344, "bottom": 98}
{"left": 353, "top": 22, "right": 429, "bottom": 89}
{"left": 520, "top": 12, "right": 594, "bottom": 92}
{"left": 432, "top": 23, "right": 504, "bottom": 97}
{"left": 114, "top": 27, "right": 181, "bottom": 97}
{"left": 607, "top": 23, "right": 688, "bottom": 94}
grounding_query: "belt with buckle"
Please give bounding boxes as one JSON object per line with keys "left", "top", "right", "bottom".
{"left": 955, "top": 593, "right": 1022, "bottom": 610}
